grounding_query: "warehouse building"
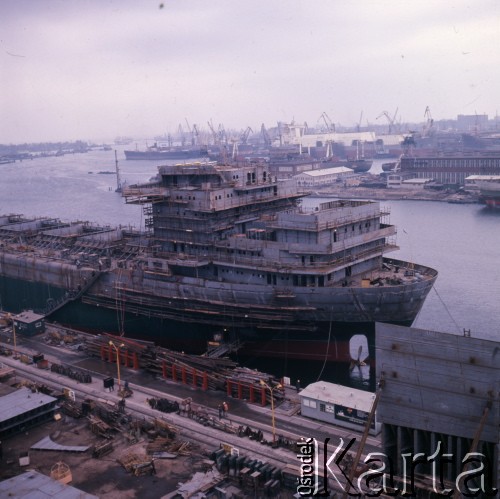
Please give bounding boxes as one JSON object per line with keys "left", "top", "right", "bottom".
{"left": 294, "top": 166, "right": 354, "bottom": 187}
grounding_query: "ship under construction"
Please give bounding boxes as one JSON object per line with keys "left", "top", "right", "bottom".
{"left": 0, "top": 160, "right": 437, "bottom": 365}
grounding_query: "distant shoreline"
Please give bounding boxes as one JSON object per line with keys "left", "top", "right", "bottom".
{"left": 313, "top": 185, "right": 480, "bottom": 204}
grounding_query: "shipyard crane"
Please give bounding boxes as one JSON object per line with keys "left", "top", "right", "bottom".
{"left": 207, "top": 120, "right": 219, "bottom": 146}
{"left": 376, "top": 107, "right": 398, "bottom": 134}
{"left": 356, "top": 111, "right": 363, "bottom": 132}
{"left": 318, "top": 111, "right": 335, "bottom": 132}
{"left": 422, "top": 106, "right": 434, "bottom": 138}
{"left": 218, "top": 124, "right": 228, "bottom": 145}
{"left": 240, "top": 126, "right": 253, "bottom": 144}
{"left": 185, "top": 118, "right": 197, "bottom": 146}
{"left": 191, "top": 124, "right": 200, "bottom": 146}
{"left": 260, "top": 123, "right": 271, "bottom": 147}
{"left": 177, "top": 124, "right": 186, "bottom": 146}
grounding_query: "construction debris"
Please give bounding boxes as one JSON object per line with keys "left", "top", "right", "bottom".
{"left": 92, "top": 440, "right": 114, "bottom": 458}
{"left": 117, "top": 452, "right": 157, "bottom": 476}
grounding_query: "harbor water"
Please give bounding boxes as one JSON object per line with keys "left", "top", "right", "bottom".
{"left": 1, "top": 148, "right": 498, "bottom": 388}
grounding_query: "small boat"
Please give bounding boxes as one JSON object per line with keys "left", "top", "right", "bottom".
{"left": 382, "top": 162, "right": 397, "bottom": 172}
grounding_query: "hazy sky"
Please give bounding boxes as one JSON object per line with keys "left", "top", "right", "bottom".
{"left": 1, "top": 0, "right": 499, "bottom": 143}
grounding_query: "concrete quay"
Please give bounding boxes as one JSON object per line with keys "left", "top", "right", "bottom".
{"left": 0, "top": 328, "right": 382, "bottom": 480}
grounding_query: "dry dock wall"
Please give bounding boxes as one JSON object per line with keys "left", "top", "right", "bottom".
{"left": 375, "top": 323, "right": 499, "bottom": 493}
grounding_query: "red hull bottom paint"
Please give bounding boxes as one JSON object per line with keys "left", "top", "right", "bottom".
{"left": 485, "top": 198, "right": 500, "bottom": 208}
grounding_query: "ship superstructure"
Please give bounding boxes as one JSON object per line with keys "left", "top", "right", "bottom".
{"left": 0, "top": 161, "right": 437, "bottom": 364}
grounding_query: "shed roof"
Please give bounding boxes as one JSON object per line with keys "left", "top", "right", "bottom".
{"left": 0, "top": 471, "right": 98, "bottom": 499}
{"left": 298, "top": 166, "right": 354, "bottom": 177}
{"left": 0, "top": 387, "right": 56, "bottom": 424}
{"left": 299, "top": 381, "right": 376, "bottom": 412}
{"left": 465, "top": 174, "right": 500, "bottom": 181}
{"left": 14, "top": 310, "right": 45, "bottom": 323}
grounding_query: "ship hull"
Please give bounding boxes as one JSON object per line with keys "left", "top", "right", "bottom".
{"left": 124, "top": 149, "right": 208, "bottom": 160}
{"left": 484, "top": 198, "right": 500, "bottom": 208}
{"left": 0, "top": 256, "right": 436, "bottom": 364}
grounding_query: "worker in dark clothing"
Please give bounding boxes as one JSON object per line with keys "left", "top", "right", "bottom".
{"left": 118, "top": 398, "right": 126, "bottom": 413}
{"left": 218, "top": 404, "right": 223, "bottom": 419}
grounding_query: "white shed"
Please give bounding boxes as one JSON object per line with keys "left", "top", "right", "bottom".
{"left": 299, "top": 381, "right": 381, "bottom": 435}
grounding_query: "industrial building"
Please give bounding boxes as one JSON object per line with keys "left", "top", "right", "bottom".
{"left": 464, "top": 174, "right": 500, "bottom": 193}
{"left": 13, "top": 310, "right": 45, "bottom": 337}
{"left": 0, "top": 387, "right": 58, "bottom": 439}
{"left": 294, "top": 166, "right": 354, "bottom": 187}
{"left": 298, "top": 381, "right": 381, "bottom": 435}
{"left": 0, "top": 470, "right": 98, "bottom": 499}
{"left": 386, "top": 172, "right": 435, "bottom": 189}
{"left": 400, "top": 153, "right": 500, "bottom": 186}
{"left": 376, "top": 323, "right": 499, "bottom": 496}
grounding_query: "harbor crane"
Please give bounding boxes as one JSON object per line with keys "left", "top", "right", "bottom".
{"left": 422, "top": 106, "right": 434, "bottom": 138}
{"left": 240, "top": 126, "right": 253, "bottom": 144}
{"left": 207, "top": 120, "right": 219, "bottom": 146}
{"left": 185, "top": 118, "right": 199, "bottom": 146}
{"left": 218, "top": 124, "right": 228, "bottom": 145}
{"left": 261, "top": 123, "right": 271, "bottom": 147}
{"left": 356, "top": 111, "right": 363, "bottom": 132}
{"left": 318, "top": 111, "right": 335, "bottom": 132}
{"left": 376, "top": 107, "right": 399, "bottom": 134}
{"left": 177, "top": 124, "right": 186, "bottom": 146}
{"left": 192, "top": 124, "right": 200, "bottom": 145}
